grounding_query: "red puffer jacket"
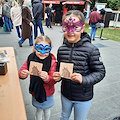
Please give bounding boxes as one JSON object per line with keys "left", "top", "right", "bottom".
{"left": 18, "top": 53, "right": 57, "bottom": 97}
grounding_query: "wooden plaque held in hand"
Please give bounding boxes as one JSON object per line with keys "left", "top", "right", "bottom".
{"left": 59, "top": 62, "right": 73, "bottom": 79}
{"left": 29, "top": 61, "right": 43, "bottom": 76}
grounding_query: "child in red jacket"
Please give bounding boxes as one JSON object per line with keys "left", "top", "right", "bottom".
{"left": 19, "top": 35, "right": 57, "bottom": 120}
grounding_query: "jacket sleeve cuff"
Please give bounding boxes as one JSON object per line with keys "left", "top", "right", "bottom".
{"left": 81, "top": 76, "right": 87, "bottom": 86}
{"left": 44, "top": 75, "right": 50, "bottom": 83}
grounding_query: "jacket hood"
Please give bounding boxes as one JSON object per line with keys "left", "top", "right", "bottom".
{"left": 63, "top": 32, "right": 91, "bottom": 47}
{"left": 33, "top": 0, "right": 41, "bottom": 4}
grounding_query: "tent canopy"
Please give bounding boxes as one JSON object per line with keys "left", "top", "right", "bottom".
{"left": 42, "top": 1, "right": 60, "bottom": 4}
{"left": 62, "top": 1, "right": 85, "bottom": 5}
{"left": 42, "top": 0, "right": 85, "bottom": 4}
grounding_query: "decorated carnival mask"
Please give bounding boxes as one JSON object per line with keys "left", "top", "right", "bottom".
{"left": 35, "top": 44, "right": 52, "bottom": 54}
{"left": 62, "top": 16, "right": 83, "bottom": 34}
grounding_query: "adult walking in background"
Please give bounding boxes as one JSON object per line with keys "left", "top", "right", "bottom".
{"left": 11, "top": 1, "right": 22, "bottom": 39}
{"left": 45, "top": 3, "right": 54, "bottom": 29}
{"left": 89, "top": 7, "right": 100, "bottom": 41}
{"left": 2, "top": 0, "right": 12, "bottom": 32}
{"left": 32, "top": 0, "right": 44, "bottom": 39}
{"left": 18, "top": 0, "right": 33, "bottom": 47}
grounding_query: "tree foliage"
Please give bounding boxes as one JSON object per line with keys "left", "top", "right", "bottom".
{"left": 90, "top": 0, "right": 120, "bottom": 10}
{"left": 106, "top": 0, "right": 120, "bottom": 10}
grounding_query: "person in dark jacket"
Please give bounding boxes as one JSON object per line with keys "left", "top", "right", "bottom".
{"left": 45, "top": 3, "right": 53, "bottom": 29}
{"left": 2, "top": 0, "right": 12, "bottom": 31}
{"left": 32, "top": 0, "right": 44, "bottom": 39}
{"left": 99, "top": 8, "right": 106, "bottom": 23}
{"left": 54, "top": 6, "right": 62, "bottom": 26}
{"left": 53, "top": 10, "right": 106, "bottom": 120}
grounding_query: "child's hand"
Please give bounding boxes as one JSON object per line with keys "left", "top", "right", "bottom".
{"left": 20, "top": 70, "right": 30, "bottom": 79}
{"left": 71, "top": 73, "right": 82, "bottom": 84}
{"left": 38, "top": 71, "right": 48, "bottom": 82}
{"left": 53, "top": 72, "right": 61, "bottom": 81}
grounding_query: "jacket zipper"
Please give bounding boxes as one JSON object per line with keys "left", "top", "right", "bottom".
{"left": 69, "top": 43, "right": 74, "bottom": 62}
{"left": 69, "top": 43, "right": 74, "bottom": 99}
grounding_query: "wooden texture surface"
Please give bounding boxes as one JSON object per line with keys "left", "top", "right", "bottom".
{"left": 0, "top": 47, "right": 27, "bottom": 120}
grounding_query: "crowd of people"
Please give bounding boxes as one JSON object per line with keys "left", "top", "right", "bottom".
{"left": 0, "top": 0, "right": 105, "bottom": 44}
{"left": 0, "top": 0, "right": 13, "bottom": 32}
{"left": 0, "top": 0, "right": 63, "bottom": 47}
{"left": 0, "top": 0, "right": 106, "bottom": 120}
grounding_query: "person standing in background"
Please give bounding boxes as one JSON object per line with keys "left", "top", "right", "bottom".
{"left": 18, "top": 0, "right": 33, "bottom": 47}
{"left": 45, "top": 3, "right": 54, "bottom": 29}
{"left": 32, "top": 0, "right": 44, "bottom": 39}
{"left": 63, "top": 4, "right": 67, "bottom": 15}
{"left": 11, "top": 1, "right": 22, "bottom": 39}
{"left": 99, "top": 8, "right": 106, "bottom": 23}
{"left": 54, "top": 6, "right": 62, "bottom": 26}
{"left": 2, "top": 0, "right": 12, "bottom": 32}
{"left": 89, "top": 7, "right": 101, "bottom": 41}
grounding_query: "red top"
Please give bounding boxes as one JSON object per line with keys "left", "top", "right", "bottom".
{"left": 18, "top": 53, "right": 57, "bottom": 97}
{"left": 89, "top": 11, "right": 101, "bottom": 24}
{"left": 63, "top": 8, "right": 67, "bottom": 15}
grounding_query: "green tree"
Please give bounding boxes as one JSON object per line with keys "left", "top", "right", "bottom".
{"left": 107, "top": 0, "right": 120, "bottom": 10}
{"left": 90, "top": 0, "right": 120, "bottom": 10}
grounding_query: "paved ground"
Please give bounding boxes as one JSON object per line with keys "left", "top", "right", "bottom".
{"left": 0, "top": 25, "right": 120, "bottom": 120}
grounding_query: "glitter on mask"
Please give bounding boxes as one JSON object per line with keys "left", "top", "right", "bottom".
{"left": 62, "top": 16, "right": 83, "bottom": 34}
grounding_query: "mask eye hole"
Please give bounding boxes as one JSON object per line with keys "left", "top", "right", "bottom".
{"left": 38, "top": 47, "right": 42, "bottom": 50}
{"left": 63, "top": 25, "right": 68, "bottom": 29}
{"left": 45, "top": 48, "right": 49, "bottom": 51}
{"left": 62, "top": 25, "right": 68, "bottom": 32}
{"left": 74, "top": 26, "right": 78, "bottom": 28}
{"left": 74, "top": 26, "right": 82, "bottom": 32}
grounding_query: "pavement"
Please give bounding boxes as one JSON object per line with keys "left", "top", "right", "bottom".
{"left": 0, "top": 25, "right": 120, "bottom": 120}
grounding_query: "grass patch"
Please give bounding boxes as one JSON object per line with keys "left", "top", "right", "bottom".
{"left": 85, "top": 24, "right": 120, "bottom": 42}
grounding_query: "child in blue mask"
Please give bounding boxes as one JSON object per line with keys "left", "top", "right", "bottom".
{"left": 19, "top": 35, "right": 57, "bottom": 120}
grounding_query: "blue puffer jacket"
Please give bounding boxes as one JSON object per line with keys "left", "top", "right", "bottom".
{"left": 32, "top": 0, "right": 43, "bottom": 20}
{"left": 57, "top": 32, "right": 106, "bottom": 101}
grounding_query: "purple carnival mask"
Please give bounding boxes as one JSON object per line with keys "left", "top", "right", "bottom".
{"left": 62, "top": 16, "right": 83, "bottom": 34}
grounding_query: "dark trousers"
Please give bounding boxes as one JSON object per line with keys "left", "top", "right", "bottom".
{"left": 0, "top": 17, "right": 3, "bottom": 27}
{"left": 16, "top": 25, "right": 21, "bottom": 38}
{"left": 3, "top": 15, "right": 12, "bottom": 31}
{"left": 19, "top": 32, "right": 33, "bottom": 45}
{"left": 34, "top": 19, "right": 44, "bottom": 39}
{"left": 46, "top": 17, "right": 52, "bottom": 28}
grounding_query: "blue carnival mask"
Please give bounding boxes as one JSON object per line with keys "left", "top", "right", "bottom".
{"left": 35, "top": 44, "right": 52, "bottom": 54}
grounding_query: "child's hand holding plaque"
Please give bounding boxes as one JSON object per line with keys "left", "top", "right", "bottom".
{"left": 29, "top": 61, "right": 43, "bottom": 76}
{"left": 59, "top": 62, "right": 73, "bottom": 79}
